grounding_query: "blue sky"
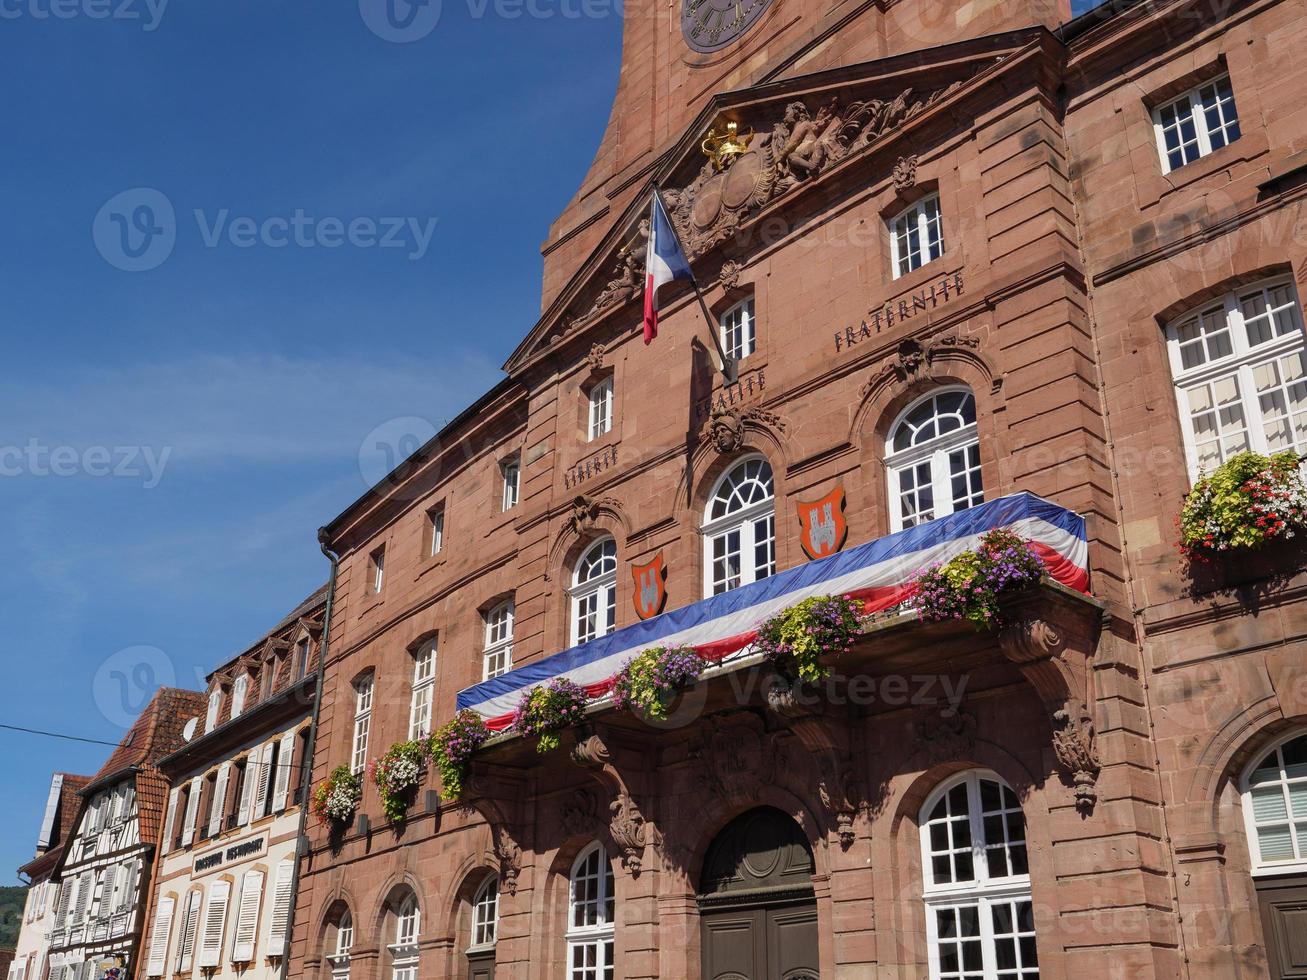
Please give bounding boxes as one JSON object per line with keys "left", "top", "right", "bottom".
{"left": 0, "top": 0, "right": 622, "bottom": 880}
{"left": 0, "top": 0, "right": 1104, "bottom": 880}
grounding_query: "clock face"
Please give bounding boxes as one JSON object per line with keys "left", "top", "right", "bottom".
{"left": 681, "top": 0, "right": 773, "bottom": 54}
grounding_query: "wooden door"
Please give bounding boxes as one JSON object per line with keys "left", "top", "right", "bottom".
{"left": 466, "top": 949, "right": 495, "bottom": 980}
{"left": 698, "top": 807, "right": 820, "bottom": 979}
{"left": 1258, "top": 875, "right": 1307, "bottom": 979}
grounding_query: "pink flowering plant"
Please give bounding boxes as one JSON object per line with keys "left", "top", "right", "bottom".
{"left": 1179, "top": 451, "right": 1307, "bottom": 559}
{"left": 429, "top": 710, "right": 491, "bottom": 801}
{"left": 312, "top": 765, "right": 362, "bottom": 827}
{"left": 754, "top": 595, "right": 863, "bottom": 683}
{"left": 611, "top": 645, "right": 708, "bottom": 720}
{"left": 513, "top": 677, "right": 589, "bottom": 753}
{"left": 369, "top": 739, "right": 428, "bottom": 824}
{"left": 913, "top": 528, "right": 1044, "bottom": 629}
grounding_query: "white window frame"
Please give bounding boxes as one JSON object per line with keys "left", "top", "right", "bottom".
{"left": 427, "top": 506, "right": 444, "bottom": 557}
{"left": 719, "top": 296, "right": 756, "bottom": 362}
{"left": 1164, "top": 277, "right": 1307, "bottom": 481}
{"left": 566, "top": 843, "right": 615, "bottom": 980}
{"left": 701, "top": 455, "right": 776, "bottom": 597}
{"left": 885, "top": 387, "right": 984, "bottom": 533}
{"left": 588, "top": 378, "right": 614, "bottom": 442}
{"left": 468, "top": 876, "right": 498, "bottom": 952}
{"left": 1240, "top": 730, "right": 1307, "bottom": 877}
{"left": 571, "top": 538, "right": 617, "bottom": 647}
{"left": 204, "top": 690, "right": 221, "bottom": 733}
{"left": 390, "top": 896, "right": 420, "bottom": 980}
{"left": 501, "top": 457, "right": 520, "bottom": 511}
{"left": 370, "top": 547, "right": 386, "bottom": 593}
{"left": 889, "top": 193, "right": 944, "bottom": 280}
{"left": 483, "top": 602, "right": 514, "bottom": 680}
{"left": 1152, "top": 74, "right": 1241, "bottom": 175}
{"left": 351, "top": 676, "right": 373, "bottom": 775}
{"left": 919, "top": 770, "right": 1037, "bottom": 980}
{"left": 231, "top": 674, "right": 248, "bottom": 719}
{"left": 408, "top": 639, "right": 437, "bottom": 740}
{"left": 329, "top": 911, "right": 353, "bottom": 980}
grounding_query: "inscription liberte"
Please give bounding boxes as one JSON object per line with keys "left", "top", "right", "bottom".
{"left": 833, "top": 272, "right": 965, "bottom": 354}
{"left": 564, "top": 444, "right": 618, "bottom": 490}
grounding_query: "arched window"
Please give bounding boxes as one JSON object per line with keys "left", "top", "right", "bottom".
{"left": 483, "top": 601, "right": 514, "bottom": 680}
{"left": 1242, "top": 731, "right": 1307, "bottom": 873}
{"left": 572, "top": 538, "right": 617, "bottom": 646}
{"left": 886, "top": 388, "right": 983, "bottom": 532}
{"left": 1163, "top": 277, "right": 1307, "bottom": 478}
{"left": 408, "top": 639, "right": 437, "bottom": 740}
{"left": 389, "top": 896, "right": 419, "bottom": 980}
{"left": 702, "top": 455, "right": 776, "bottom": 596}
{"left": 470, "top": 876, "right": 498, "bottom": 951}
{"left": 919, "top": 771, "right": 1036, "bottom": 980}
{"left": 566, "top": 843, "right": 615, "bottom": 980}
{"left": 328, "top": 909, "right": 352, "bottom": 980}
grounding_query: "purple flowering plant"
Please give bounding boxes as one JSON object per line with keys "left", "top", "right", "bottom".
{"left": 754, "top": 595, "right": 864, "bottom": 683}
{"left": 430, "top": 710, "right": 491, "bottom": 801}
{"left": 513, "top": 677, "right": 589, "bottom": 753}
{"left": 912, "top": 528, "right": 1044, "bottom": 628}
{"left": 611, "top": 645, "right": 707, "bottom": 720}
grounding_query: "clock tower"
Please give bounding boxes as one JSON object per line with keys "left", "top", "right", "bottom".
{"left": 539, "top": 0, "right": 1071, "bottom": 308}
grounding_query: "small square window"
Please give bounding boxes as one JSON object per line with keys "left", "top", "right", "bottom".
{"left": 370, "top": 546, "right": 385, "bottom": 593}
{"left": 501, "top": 458, "right": 520, "bottom": 511}
{"left": 720, "top": 297, "right": 756, "bottom": 362}
{"left": 427, "top": 506, "right": 444, "bottom": 557}
{"left": 889, "top": 194, "right": 944, "bottom": 279}
{"left": 588, "top": 378, "right": 613, "bottom": 442}
{"left": 1153, "top": 74, "right": 1241, "bottom": 174}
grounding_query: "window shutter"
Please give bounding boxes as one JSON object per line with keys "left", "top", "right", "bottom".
{"left": 145, "top": 896, "right": 174, "bottom": 976}
{"left": 108, "top": 864, "right": 126, "bottom": 914}
{"left": 208, "top": 763, "right": 231, "bottom": 838}
{"left": 236, "top": 762, "right": 253, "bottom": 826}
{"left": 176, "top": 889, "right": 201, "bottom": 972}
{"left": 266, "top": 858, "right": 294, "bottom": 956}
{"left": 205, "top": 691, "right": 221, "bottom": 733}
{"left": 197, "top": 881, "right": 231, "bottom": 969}
{"left": 272, "top": 733, "right": 295, "bottom": 813}
{"left": 54, "top": 879, "right": 72, "bottom": 927}
{"left": 122, "top": 783, "right": 136, "bottom": 818}
{"left": 161, "top": 788, "right": 180, "bottom": 854}
{"left": 72, "top": 872, "right": 92, "bottom": 924}
{"left": 181, "top": 777, "right": 202, "bottom": 846}
{"left": 251, "top": 743, "right": 274, "bottom": 822}
{"left": 231, "top": 869, "right": 264, "bottom": 963}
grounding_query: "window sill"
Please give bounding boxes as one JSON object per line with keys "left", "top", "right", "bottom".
{"left": 356, "top": 594, "right": 386, "bottom": 620}
{"left": 415, "top": 553, "right": 448, "bottom": 582}
{"left": 1137, "top": 131, "right": 1269, "bottom": 209}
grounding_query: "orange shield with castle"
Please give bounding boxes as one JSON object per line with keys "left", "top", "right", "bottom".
{"left": 631, "top": 552, "right": 668, "bottom": 620}
{"left": 797, "top": 485, "right": 848, "bottom": 561}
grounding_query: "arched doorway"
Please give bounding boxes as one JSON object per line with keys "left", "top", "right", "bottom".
{"left": 698, "top": 807, "right": 820, "bottom": 979}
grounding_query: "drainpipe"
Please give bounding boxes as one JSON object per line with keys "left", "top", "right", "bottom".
{"left": 278, "top": 529, "right": 340, "bottom": 980}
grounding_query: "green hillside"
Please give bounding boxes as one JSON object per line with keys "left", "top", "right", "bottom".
{"left": 0, "top": 884, "right": 27, "bottom": 947}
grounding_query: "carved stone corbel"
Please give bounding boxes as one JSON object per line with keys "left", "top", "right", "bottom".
{"left": 467, "top": 769, "right": 527, "bottom": 894}
{"left": 765, "top": 678, "right": 861, "bottom": 849}
{"left": 997, "top": 598, "right": 1103, "bottom": 815}
{"left": 570, "top": 732, "right": 655, "bottom": 876}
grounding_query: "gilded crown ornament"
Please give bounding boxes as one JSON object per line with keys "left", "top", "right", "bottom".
{"left": 701, "top": 121, "right": 754, "bottom": 171}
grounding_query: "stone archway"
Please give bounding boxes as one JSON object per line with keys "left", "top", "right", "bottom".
{"left": 697, "top": 807, "right": 820, "bottom": 980}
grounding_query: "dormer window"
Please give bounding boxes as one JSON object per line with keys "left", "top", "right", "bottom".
{"left": 231, "top": 674, "right": 248, "bottom": 718}
{"left": 204, "top": 690, "right": 221, "bottom": 733}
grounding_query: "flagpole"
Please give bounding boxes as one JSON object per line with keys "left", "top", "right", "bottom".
{"left": 652, "top": 186, "right": 738, "bottom": 385}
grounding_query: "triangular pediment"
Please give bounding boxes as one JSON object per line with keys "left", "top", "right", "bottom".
{"left": 504, "top": 27, "right": 1054, "bottom": 374}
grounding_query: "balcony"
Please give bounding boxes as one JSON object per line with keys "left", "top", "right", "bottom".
{"left": 457, "top": 492, "right": 1091, "bottom": 729}
{"left": 449, "top": 493, "right": 1106, "bottom": 880}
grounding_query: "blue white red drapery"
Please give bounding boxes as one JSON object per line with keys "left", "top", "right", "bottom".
{"left": 457, "top": 492, "right": 1089, "bottom": 730}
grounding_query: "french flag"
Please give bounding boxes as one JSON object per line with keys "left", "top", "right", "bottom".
{"left": 643, "top": 192, "right": 694, "bottom": 345}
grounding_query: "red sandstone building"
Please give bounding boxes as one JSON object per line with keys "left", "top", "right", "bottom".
{"left": 288, "top": 0, "right": 1307, "bottom": 976}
